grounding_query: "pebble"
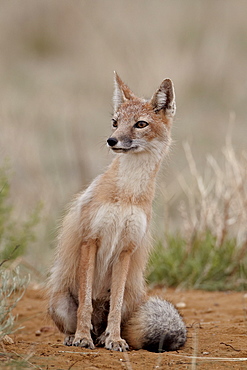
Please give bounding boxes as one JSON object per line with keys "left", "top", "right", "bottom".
{"left": 176, "top": 302, "right": 186, "bottom": 309}
{"left": 2, "top": 335, "right": 14, "bottom": 345}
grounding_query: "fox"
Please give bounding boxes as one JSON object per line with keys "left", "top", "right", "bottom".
{"left": 48, "top": 73, "right": 187, "bottom": 352}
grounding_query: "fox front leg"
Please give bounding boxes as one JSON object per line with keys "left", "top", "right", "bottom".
{"left": 72, "top": 240, "right": 97, "bottom": 349}
{"left": 98, "top": 250, "right": 131, "bottom": 351}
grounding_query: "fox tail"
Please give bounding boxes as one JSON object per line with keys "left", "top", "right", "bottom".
{"left": 123, "top": 297, "right": 187, "bottom": 352}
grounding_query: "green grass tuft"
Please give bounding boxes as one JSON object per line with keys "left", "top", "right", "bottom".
{"left": 147, "top": 232, "right": 247, "bottom": 291}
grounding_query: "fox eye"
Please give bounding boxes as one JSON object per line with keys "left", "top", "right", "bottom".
{"left": 112, "top": 119, "right": 118, "bottom": 128}
{"left": 134, "top": 121, "right": 149, "bottom": 129}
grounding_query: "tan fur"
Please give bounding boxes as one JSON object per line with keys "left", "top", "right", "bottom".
{"left": 48, "top": 73, "right": 176, "bottom": 351}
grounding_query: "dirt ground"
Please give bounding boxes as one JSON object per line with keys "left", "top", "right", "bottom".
{"left": 1, "top": 286, "right": 247, "bottom": 369}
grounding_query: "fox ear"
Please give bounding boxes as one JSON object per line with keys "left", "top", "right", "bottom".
{"left": 151, "top": 79, "right": 176, "bottom": 117}
{"left": 113, "top": 72, "right": 136, "bottom": 112}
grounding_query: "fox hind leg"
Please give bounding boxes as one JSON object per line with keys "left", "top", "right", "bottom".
{"left": 48, "top": 291, "right": 78, "bottom": 345}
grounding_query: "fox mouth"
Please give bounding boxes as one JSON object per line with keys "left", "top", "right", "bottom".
{"left": 111, "top": 146, "right": 139, "bottom": 153}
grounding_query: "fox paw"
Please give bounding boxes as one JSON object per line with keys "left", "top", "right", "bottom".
{"left": 97, "top": 332, "right": 129, "bottom": 351}
{"left": 72, "top": 336, "right": 94, "bottom": 349}
{"left": 64, "top": 335, "right": 74, "bottom": 346}
{"left": 106, "top": 338, "right": 129, "bottom": 352}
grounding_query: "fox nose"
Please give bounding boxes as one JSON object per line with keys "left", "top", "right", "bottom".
{"left": 107, "top": 137, "right": 118, "bottom": 147}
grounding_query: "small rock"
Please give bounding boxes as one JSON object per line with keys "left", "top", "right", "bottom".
{"left": 2, "top": 335, "right": 14, "bottom": 345}
{"left": 40, "top": 326, "right": 54, "bottom": 333}
{"left": 176, "top": 302, "right": 186, "bottom": 309}
{"left": 35, "top": 330, "right": 42, "bottom": 336}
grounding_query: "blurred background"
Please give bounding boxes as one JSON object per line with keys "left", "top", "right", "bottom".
{"left": 0, "top": 0, "right": 246, "bottom": 271}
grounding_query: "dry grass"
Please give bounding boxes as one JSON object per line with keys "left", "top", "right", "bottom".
{"left": 148, "top": 131, "right": 247, "bottom": 290}
{"left": 179, "top": 132, "right": 247, "bottom": 249}
{"left": 0, "top": 267, "right": 29, "bottom": 340}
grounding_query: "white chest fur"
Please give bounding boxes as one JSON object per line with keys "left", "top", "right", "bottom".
{"left": 91, "top": 203, "right": 147, "bottom": 249}
{"left": 90, "top": 203, "right": 147, "bottom": 283}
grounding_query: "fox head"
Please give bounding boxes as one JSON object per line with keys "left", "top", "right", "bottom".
{"left": 107, "top": 72, "right": 176, "bottom": 155}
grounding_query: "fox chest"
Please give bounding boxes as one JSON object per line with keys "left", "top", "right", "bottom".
{"left": 89, "top": 203, "right": 148, "bottom": 252}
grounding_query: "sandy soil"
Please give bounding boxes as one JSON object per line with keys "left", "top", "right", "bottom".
{"left": 1, "top": 287, "right": 247, "bottom": 369}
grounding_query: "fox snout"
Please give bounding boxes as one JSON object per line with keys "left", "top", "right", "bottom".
{"left": 107, "top": 136, "right": 133, "bottom": 152}
{"left": 107, "top": 137, "right": 118, "bottom": 147}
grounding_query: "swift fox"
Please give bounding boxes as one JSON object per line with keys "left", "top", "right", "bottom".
{"left": 48, "top": 73, "right": 186, "bottom": 352}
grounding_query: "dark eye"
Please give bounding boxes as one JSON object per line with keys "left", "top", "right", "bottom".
{"left": 112, "top": 119, "right": 118, "bottom": 128}
{"left": 134, "top": 121, "right": 149, "bottom": 129}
